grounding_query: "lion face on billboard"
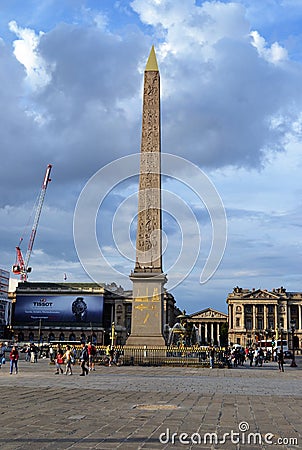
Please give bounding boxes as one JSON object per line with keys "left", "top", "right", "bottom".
{"left": 72, "top": 297, "right": 87, "bottom": 322}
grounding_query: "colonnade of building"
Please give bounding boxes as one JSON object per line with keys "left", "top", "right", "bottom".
{"left": 196, "top": 322, "right": 221, "bottom": 346}
{"left": 187, "top": 308, "right": 228, "bottom": 347}
{"left": 227, "top": 287, "right": 302, "bottom": 348}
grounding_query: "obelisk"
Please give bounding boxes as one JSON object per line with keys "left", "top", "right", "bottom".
{"left": 126, "top": 46, "right": 167, "bottom": 346}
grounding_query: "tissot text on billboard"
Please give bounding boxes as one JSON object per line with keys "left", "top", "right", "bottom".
{"left": 14, "top": 295, "right": 103, "bottom": 323}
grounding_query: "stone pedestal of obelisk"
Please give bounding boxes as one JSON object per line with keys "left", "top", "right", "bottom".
{"left": 126, "top": 46, "right": 167, "bottom": 346}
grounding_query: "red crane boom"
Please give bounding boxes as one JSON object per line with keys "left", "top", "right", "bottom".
{"left": 12, "top": 164, "right": 52, "bottom": 281}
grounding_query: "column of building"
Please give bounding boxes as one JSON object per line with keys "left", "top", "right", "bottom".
{"left": 264, "top": 305, "right": 267, "bottom": 330}
{"left": 198, "top": 323, "right": 202, "bottom": 343}
{"left": 274, "top": 304, "right": 278, "bottom": 332}
{"left": 287, "top": 305, "right": 291, "bottom": 331}
{"left": 210, "top": 323, "right": 214, "bottom": 344}
{"left": 217, "top": 323, "right": 220, "bottom": 346}
{"left": 195, "top": 321, "right": 223, "bottom": 346}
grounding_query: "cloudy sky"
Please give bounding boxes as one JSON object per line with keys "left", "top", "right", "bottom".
{"left": 1, "top": 0, "right": 302, "bottom": 314}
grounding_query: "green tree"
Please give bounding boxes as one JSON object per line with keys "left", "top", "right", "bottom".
{"left": 220, "top": 322, "right": 228, "bottom": 347}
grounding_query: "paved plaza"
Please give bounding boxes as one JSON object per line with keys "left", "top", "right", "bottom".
{"left": 0, "top": 357, "right": 301, "bottom": 450}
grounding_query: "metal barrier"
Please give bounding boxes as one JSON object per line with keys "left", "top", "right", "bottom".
{"left": 93, "top": 346, "right": 227, "bottom": 367}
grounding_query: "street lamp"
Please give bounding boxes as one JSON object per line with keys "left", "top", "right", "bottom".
{"left": 279, "top": 323, "right": 284, "bottom": 352}
{"left": 265, "top": 329, "right": 269, "bottom": 361}
{"left": 38, "top": 318, "right": 42, "bottom": 344}
{"left": 110, "top": 322, "right": 116, "bottom": 349}
{"left": 290, "top": 319, "right": 297, "bottom": 368}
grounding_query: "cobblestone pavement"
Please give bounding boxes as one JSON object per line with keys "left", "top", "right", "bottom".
{"left": 0, "top": 357, "right": 301, "bottom": 450}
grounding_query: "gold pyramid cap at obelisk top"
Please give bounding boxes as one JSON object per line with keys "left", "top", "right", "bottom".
{"left": 145, "top": 45, "right": 158, "bottom": 71}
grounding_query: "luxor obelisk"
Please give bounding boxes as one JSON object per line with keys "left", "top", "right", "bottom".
{"left": 126, "top": 46, "right": 167, "bottom": 346}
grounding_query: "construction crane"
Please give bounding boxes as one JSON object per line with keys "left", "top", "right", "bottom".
{"left": 12, "top": 164, "right": 52, "bottom": 281}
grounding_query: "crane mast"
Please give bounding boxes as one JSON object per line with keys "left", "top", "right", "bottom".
{"left": 12, "top": 164, "right": 52, "bottom": 281}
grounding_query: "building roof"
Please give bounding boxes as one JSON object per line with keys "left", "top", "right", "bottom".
{"left": 188, "top": 307, "right": 228, "bottom": 320}
{"left": 226, "top": 286, "right": 302, "bottom": 302}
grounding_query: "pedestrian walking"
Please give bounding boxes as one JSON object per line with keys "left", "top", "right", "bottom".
{"left": 278, "top": 349, "right": 284, "bottom": 372}
{"left": 30, "top": 343, "right": 38, "bottom": 363}
{"left": 254, "top": 347, "right": 259, "bottom": 366}
{"left": 209, "top": 347, "right": 215, "bottom": 369}
{"left": 79, "top": 342, "right": 89, "bottom": 376}
{"left": 25, "top": 345, "right": 31, "bottom": 362}
{"left": 113, "top": 349, "right": 122, "bottom": 366}
{"left": 9, "top": 346, "right": 19, "bottom": 374}
{"left": 87, "top": 342, "right": 96, "bottom": 371}
{"left": 49, "top": 345, "right": 54, "bottom": 362}
{"left": 248, "top": 348, "right": 254, "bottom": 366}
{"left": 55, "top": 345, "right": 64, "bottom": 374}
{"left": 233, "top": 348, "right": 240, "bottom": 367}
{"left": 34, "top": 345, "right": 38, "bottom": 363}
{"left": 71, "top": 345, "right": 77, "bottom": 364}
{"left": 30, "top": 343, "right": 35, "bottom": 363}
{"left": 62, "top": 345, "right": 73, "bottom": 376}
{"left": 106, "top": 345, "right": 114, "bottom": 366}
{"left": 258, "top": 348, "right": 264, "bottom": 366}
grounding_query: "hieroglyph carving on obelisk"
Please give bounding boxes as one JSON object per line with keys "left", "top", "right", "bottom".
{"left": 127, "top": 46, "right": 167, "bottom": 346}
{"left": 135, "top": 46, "right": 162, "bottom": 273}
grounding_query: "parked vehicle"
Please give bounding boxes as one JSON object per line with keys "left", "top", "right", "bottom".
{"left": 259, "top": 339, "right": 288, "bottom": 353}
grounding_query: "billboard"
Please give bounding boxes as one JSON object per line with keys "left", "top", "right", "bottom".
{"left": 14, "top": 294, "right": 103, "bottom": 324}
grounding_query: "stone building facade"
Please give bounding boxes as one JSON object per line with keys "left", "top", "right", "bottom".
{"left": 227, "top": 286, "right": 302, "bottom": 349}
{"left": 0, "top": 269, "right": 11, "bottom": 338}
{"left": 10, "top": 282, "right": 178, "bottom": 345}
{"left": 187, "top": 308, "right": 228, "bottom": 346}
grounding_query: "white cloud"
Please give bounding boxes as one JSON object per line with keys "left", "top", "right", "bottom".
{"left": 250, "top": 30, "right": 288, "bottom": 64}
{"left": 131, "top": 0, "right": 249, "bottom": 60}
{"left": 8, "top": 20, "right": 52, "bottom": 90}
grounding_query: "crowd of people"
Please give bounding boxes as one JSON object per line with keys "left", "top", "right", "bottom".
{"left": 0, "top": 341, "right": 289, "bottom": 374}
{"left": 53, "top": 342, "right": 98, "bottom": 376}
{"left": 219, "top": 345, "right": 285, "bottom": 371}
{"left": 0, "top": 340, "right": 102, "bottom": 376}
{"left": 51, "top": 342, "right": 122, "bottom": 375}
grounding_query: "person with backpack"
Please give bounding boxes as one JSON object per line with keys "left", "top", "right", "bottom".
{"left": 79, "top": 342, "right": 89, "bottom": 376}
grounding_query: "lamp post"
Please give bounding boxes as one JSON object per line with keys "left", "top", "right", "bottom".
{"left": 290, "top": 319, "right": 297, "bottom": 367}
{"left": 38, "top": 318, "right": 43, "bottom": 344}
{"left": 279, "top": 324, "right": 283, "bottom": 352}
{"left": 265, "top": 329, "right": 269, "bottom": 361}
{"left": 110, "top": 322, "right": 116, "bottom": 349}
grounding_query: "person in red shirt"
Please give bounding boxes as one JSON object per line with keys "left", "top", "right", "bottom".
{"left": 55, "top": 345, "right": 64, "bottom": 374}
{"left": 9, "top": 346, "right": 19, "bottom": 375}
{"left": 87, "top": 342, "right": 96, "bottom": 371}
